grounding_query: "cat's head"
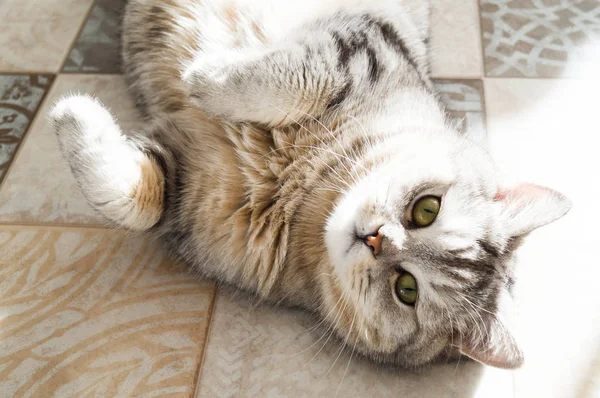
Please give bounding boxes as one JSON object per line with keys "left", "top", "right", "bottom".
{"left": 322, "top": 129, "right": 570, "bottom": 369}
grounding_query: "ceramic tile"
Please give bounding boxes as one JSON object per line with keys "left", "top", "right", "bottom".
{"left": 0, "top": 0, "right": 94, "bottom": 73}
{"left": 0, "top": 226, "right": 215, "bottom": 397}
{"left": 484, "top": 77, "right": 600, "bottom": 398}
{"left": 480, "top": 0, "right": 600, "bottom": 77}
{"left": 430, "top": 0, "right": 484, "bottom": 78}
{"left": 63, "top": 0, "right": 123, "bottom": 73}
{"left": 0, "top": 75, "right": 53, "bottom": 184}
{"left": 435, "top": 79, "right": 487, "bottom": 146}
{"left": 0, "top": 74, "right": 144, "bottom": 225}
{"left": 196, "top": 290, "right": 513, "bottom": 398}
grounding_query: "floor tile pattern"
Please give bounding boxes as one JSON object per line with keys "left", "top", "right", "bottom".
{"left": 481, "top": 0, "right": 600, "bottom": 77}
{"left": 0, "top": 227, "right": 215, "bottom": 398}
{"left": 435, "top": 80, "right": 487, "bottom": 145}
{"left": 0, "top": 75, "right": 52, "bottom": 184}
{"left": 0, "top": 75, "right": 142, "bottom": 225}
{"left": 63, "top": 0, "right": 123, "bottom": 73}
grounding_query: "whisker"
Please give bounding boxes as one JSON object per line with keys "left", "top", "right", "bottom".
{"left": 453, "top": 298, "right": 485, "bottom": 348}
{"left": 324, "top": 303, "right": 357, "bottom": 377}
{"left": 291, "top": 291, "right": 345, "bottom": 348}
{"left": 296, "top": 289, "right": 351, "bottom": 372}
{"left": 289, "top": 293, "right": 348, "bottom": 361}
{"left": 335, "top": 323, "right": 361, "bottom": 398}
{"left": 296, "top": 109, "right": 369, "bottom": 174}
{"left": 269, "top": 104, "right": 365, "bottom": 185}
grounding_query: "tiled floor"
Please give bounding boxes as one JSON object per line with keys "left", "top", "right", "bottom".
{"left": 0, "top": 1, "right": 598, "bottom": 397}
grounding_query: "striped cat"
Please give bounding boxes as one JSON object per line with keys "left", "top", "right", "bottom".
{"left": 49, "top": 0, "right": 570, "bottom": 369}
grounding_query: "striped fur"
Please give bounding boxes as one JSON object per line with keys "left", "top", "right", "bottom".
{"left": 50, "top": 0, "right": 570, "bottom": 370}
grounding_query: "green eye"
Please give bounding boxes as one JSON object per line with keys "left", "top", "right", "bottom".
{"left": 395, "top": 272, "right": 418, "bottom": 305}
{"left": 412, "top": 196, "right": 441, "bottom": 227}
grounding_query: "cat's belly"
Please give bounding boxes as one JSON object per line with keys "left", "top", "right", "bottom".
{"left": 121, "top": 0, "right": 413, "bottom": 117}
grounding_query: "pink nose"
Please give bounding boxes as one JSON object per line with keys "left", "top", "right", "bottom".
{"left": 365, "top": 229, "right": 383, "bottom": 256}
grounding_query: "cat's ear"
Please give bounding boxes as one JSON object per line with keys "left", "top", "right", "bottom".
{"left": 459, "top": 315, "right": 524, "bottom": 369}
{"left": 495, "top": 182, "right": 571, "bottom": 237}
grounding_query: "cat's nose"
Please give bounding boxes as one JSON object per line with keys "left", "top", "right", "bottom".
{"left": 364, "top": 229, "right": 383, "bottom": 256}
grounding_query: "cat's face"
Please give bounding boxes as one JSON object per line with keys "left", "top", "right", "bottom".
{"left": 323, "top": 130, "right": 570, "bottom": 369}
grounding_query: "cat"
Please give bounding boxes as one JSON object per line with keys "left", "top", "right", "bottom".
{"left": 49, "top": 0, "right": 570, "bottom": 370}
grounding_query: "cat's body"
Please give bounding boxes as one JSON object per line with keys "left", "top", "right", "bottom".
{"left": 50, "top": 0, "right": 570, "bottom": 369}
{"left": 118, "top": 0, "right": 434, "bottom": 303}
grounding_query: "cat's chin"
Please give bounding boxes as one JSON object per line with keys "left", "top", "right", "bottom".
{"left": 344, "top": 331, "right": 454, "bottom": 371}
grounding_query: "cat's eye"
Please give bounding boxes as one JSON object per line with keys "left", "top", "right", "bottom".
{"left": 412, "top": 196, "right": 441, "bottom": 227}
{"left": 395, "top": 272, "right": 417, "bottom": 305}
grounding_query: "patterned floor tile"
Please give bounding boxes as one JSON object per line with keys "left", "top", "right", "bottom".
{"left": 0, "top": 226, "right": 215, "bottom": 398}
{"left": 63, "top": 0, "right": 123, "bottom": 73}
{"left": 0, "top": 75, "right": 53, "bottom": 184}
{"left": 480, "top": 0, "right": 600, "bottom": 77}
{"left": 196, "top": 290, "right": 514, "bottom": 398}
{"left": 435, "top": 79, "right": 487, "bottom": 146}
{"left": 430, "top": 0, "right": 484, "bottom": 78}
{"left": 0, "top": 0, "right": 94, "bottom": 73}
{"left": 0, "top": 74, "right": 143, "bottom": 225}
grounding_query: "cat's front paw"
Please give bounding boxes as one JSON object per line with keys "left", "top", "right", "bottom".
{"left": 182, "top": 56, "right": 236, "bottom": 113}
{"left": 182, "top": 50, "right": 265, "bottom": 119}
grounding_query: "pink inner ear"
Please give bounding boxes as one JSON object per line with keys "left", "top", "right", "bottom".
{"left": 460, "top": 343, "right": 523, "bottom": 370}
{"left": 458, "top": 310, "right": 524, "bottom": 370}
{"left": 493, "top": 181, "right": 571, "bottom": 237}
{"left": 494, "top": 182, "right": 549, "bottom": 203}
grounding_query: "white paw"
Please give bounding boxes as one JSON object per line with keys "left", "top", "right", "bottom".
{"left": 49, "top": 95, "right": 161, "bottom": 230}
{"left": 49, "top": 94, "right": 140, "bottom": 190}
{"left": 50, "top": 95, "right": 129, "bottom": 155}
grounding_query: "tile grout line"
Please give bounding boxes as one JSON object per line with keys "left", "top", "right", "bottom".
{"left": 475, "top": 0, "right": 487, "bottom": 79}
{"left": 0, "top": 75, "right": 58, "bottom": 194}
{"left": 61, "top": 71, "right": 124, "bottom": 76}
{"left": 431, "top": 75, "right": 486, "bottom": 80}
{"left": 0, "top": 70, "right": 121, "bottom": 76}
{"left": 0, "top": 71, "right": 61, "bottom": 76}
{"left": 56, "top": 0, "right": 97, "bottom": 74}
{"left": 0, "top": 222, "right": 114, "bottom": 231}
{"left": 479, "top": 78, "right": 490, "bottom": 147}
{"left": 190, "top": 286, "right": 219, "bottom": 398}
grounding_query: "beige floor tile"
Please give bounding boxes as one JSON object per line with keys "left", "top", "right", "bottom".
{"left": 196, "top": 290, "right": 513, "bottom": 398}
{"left": 0, "top": 74, "right": 144, "bottom": 225}
{"left": 0, "top": 0, "right": 94, "bottom": 73}
{"left": 430, "top": 0, "right": 484, "bottom": 78}
{"left": 484, "top": 76, "right": 600, "bottom": 398}
{"left": 0, "top": 226, "right": 215, "bottom": 397}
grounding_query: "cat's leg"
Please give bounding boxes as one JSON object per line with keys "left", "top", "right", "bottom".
{"left": 49, "top": 95, "right": 167, "bottom": 231}
{"left": 182, "top": 44, "right": 349, "bottom": 126}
